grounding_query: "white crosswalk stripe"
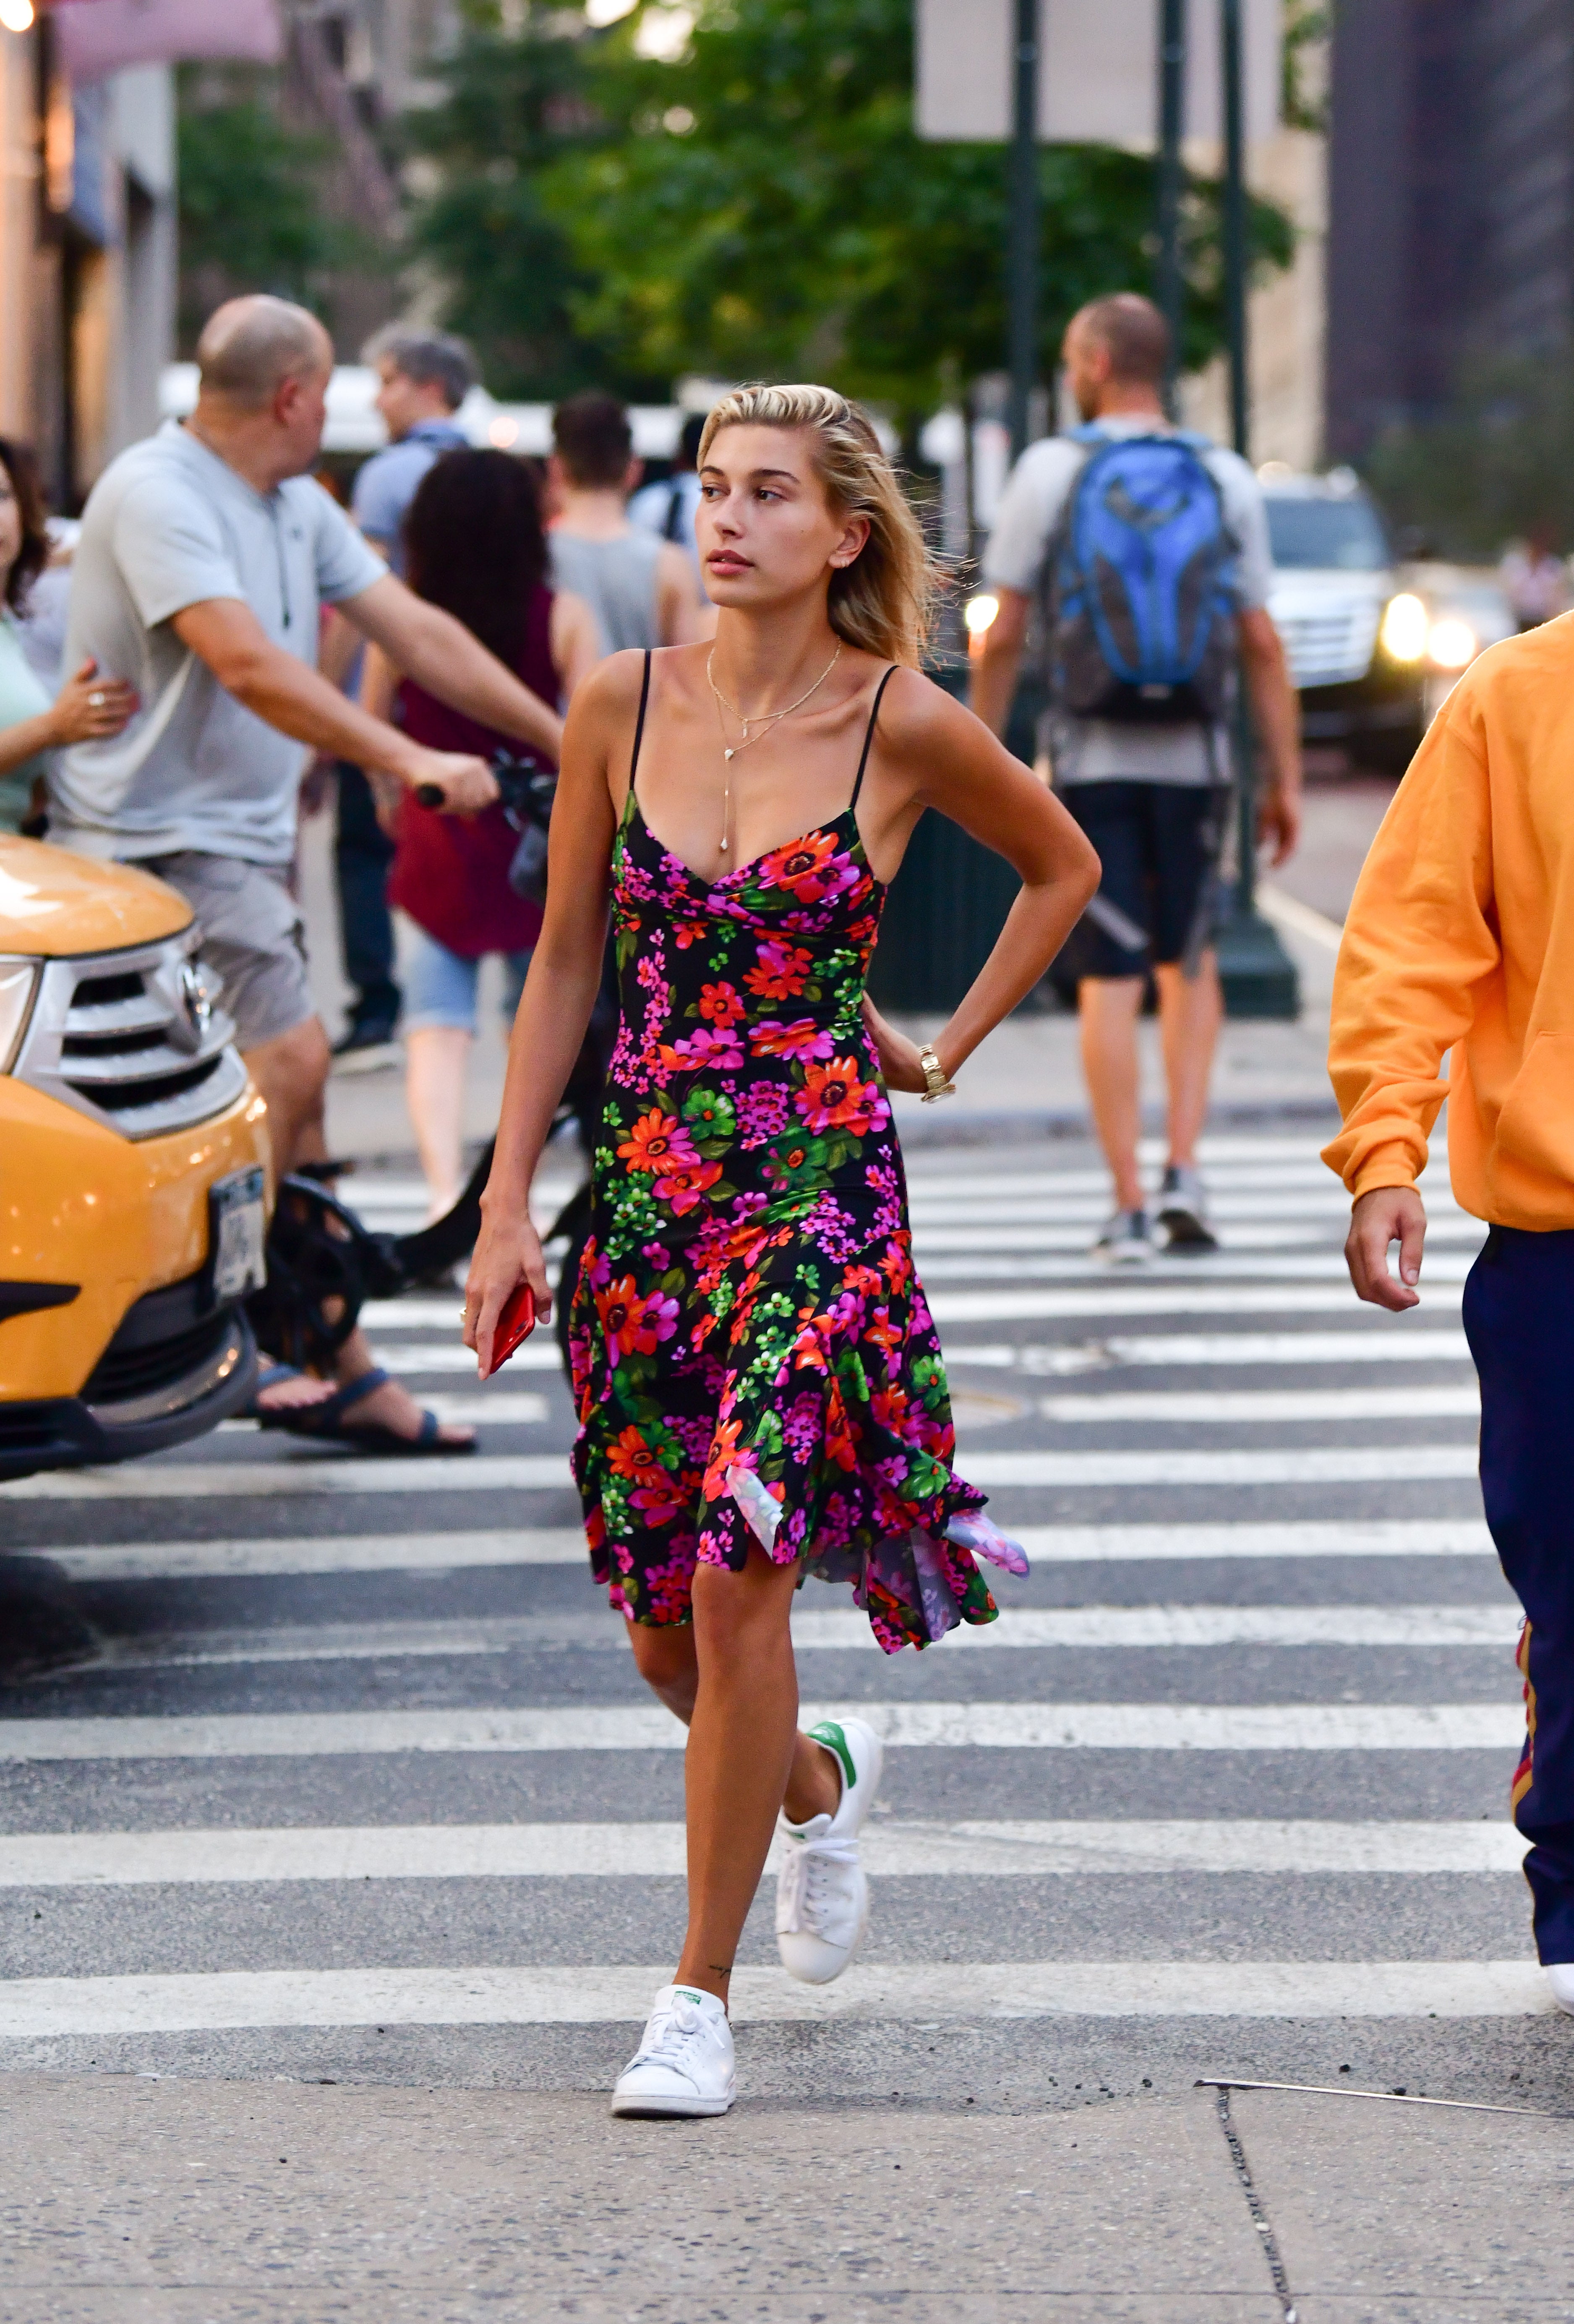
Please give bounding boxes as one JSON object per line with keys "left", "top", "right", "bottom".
{"left": 19, "top": 1601, "right": 1520, "bottom": 1669}
{"left": 0, "top": 1702, "right": 1522, "bottom": 1761}
{"left": 34, "top": 1515, "right": 1496, "bottom": 1583}
{"left": 1035, "top": 1385, "right": 1479, "bottom": 1423}
{"left": 0, "top": 1819, "right": 1528, "bottom": 1888}
{"left": 3, "top": 1133, "right": 1537, "bottom": 2062}
{"left": 0, "top": 1961, "right": 1551, "bottom": 2038}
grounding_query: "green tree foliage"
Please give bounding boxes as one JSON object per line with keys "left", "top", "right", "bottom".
{"left": 405, "top": 12, "right": 661, "bottom": 400}
{"left": 560, "top": 0, "right": 1289, "bottom": 421}
{"left": 175, "top": 70, "right": 352, "bottom": 336}
{"left": 1365, "top": 353, "right": 1574, "bottom": 559}
{"left": 408, "top": 0, "right": 1293, "bottom": 418}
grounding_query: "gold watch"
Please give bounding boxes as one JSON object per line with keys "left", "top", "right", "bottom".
{"left": 918, "top": 1043, "right": 956, "bottom": 1103}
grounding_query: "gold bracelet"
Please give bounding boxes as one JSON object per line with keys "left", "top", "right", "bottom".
{"left": 918, "top": 1043, "right": 956, "bottom": 1103}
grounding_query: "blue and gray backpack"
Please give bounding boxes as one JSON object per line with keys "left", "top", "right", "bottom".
{"left": 1046, "top": 426, "right": 1237, "bottom": 725}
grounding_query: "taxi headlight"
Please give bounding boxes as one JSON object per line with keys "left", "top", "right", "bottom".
{"left": 1427, "top": 616, "right": 1477, "bottom": 671}
{"left": 1379, "top": 593, "right": 1429, "bottom": 663}
{"left": 0, "top": 956, "right": 38, "bottom": 1073}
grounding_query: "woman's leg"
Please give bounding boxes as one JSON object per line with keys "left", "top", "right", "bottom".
{"left": 405, "top": 1027, "right": 472, "bottom": 1218}
{"left": 626, "top": 1560, "right": 841, "bottom": 2006}
{"left": 399, "top": 921, "right": 480, "bottom": 1219}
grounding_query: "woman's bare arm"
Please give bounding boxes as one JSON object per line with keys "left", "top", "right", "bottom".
{"left": 461, "top": 651, "right": 645, "bottom": 1370}
{"left": 861, "top": 670, "right": 1099, "bottom": 1093}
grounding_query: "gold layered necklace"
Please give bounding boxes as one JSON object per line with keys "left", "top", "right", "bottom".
{"left": 705, "top": 640, "right": 843, "bottom": 854}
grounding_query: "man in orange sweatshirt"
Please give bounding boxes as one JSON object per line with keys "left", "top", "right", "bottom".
{"left": 1326, "top": 617, "right": 1574, "bottom": 2010}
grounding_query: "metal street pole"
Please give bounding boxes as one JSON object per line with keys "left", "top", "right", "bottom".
{"left": 1156, "top": 0, "right": 1186, "bottom": 416}
{"left": 1007, "top": 0, "right": 1040, "bottom": 459}
{"left": 1221, "top": 0, "right": 1248, "bottom": 462}
{"left": 1213, "top": 0, "right": 1298, "bottom": 1018}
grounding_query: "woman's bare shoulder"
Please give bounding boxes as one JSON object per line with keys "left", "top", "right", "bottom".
{"left": 873, "top": 663, "right": 983, "bottom": 755}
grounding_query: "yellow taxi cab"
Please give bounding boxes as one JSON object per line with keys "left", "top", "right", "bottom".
{"left": 0, "top": 834, "right": 271, "bottom": 1481}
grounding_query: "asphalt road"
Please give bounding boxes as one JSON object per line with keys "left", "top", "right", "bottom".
{"left": 1, "top": 1122, "right": 1561, "bottom": 2132}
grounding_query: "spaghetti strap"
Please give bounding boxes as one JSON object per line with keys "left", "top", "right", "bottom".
{"left": 628, "top": 649, "right": 653, "bottom": 800}
{"left": 850, "top": 665, "right": 898, "bottom": 812}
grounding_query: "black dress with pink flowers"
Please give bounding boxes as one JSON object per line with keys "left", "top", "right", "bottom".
{"left": 566, "top": 656, "right": 1025, "bottom": 1653}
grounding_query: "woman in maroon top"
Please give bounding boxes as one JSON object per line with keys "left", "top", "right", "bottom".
{"left": 365, "top": 449, "right": 599, "bottom": 1215}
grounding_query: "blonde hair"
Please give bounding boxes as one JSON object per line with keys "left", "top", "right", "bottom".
{"left": 698, "top": 383, "right": 936, "bottom": 668}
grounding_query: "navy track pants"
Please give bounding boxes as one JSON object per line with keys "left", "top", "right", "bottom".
{"left": 1464, "top": 1223, "right": 1574, "bottom": 1963}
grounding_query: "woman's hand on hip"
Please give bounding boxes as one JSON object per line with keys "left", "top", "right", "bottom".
{"left": 463, "top": 1206, "right": 553, "bottom": 1375}
{"left": 49, "top": 660, "right": 138, "bottom": 745}
{"left": 861, "top": 995, "right": 937, "bottom": 1095}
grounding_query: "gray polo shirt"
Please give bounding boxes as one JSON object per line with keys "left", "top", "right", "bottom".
{"left": 983, "top": 416, "right": 1274, "bottom": 787}
{"left": 51, "top": 421, "right": 386, "bottom": 865}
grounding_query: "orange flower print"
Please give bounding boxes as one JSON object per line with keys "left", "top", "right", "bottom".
{"left": 760, "top": 828, "right": 861, "bottom": 905}
{"left": 595, "top": 1276, "right": 681, "bottom": 1357}
{"left": 698, "top": 981, "right": 745, "bottom": 1027}
{"left": 794, "top": 1056, "right": 887, "bottom": 1136}
{"left": 701, "top": 1416, "right": 745, "bottom": 1500}
{"left": 743, "top": 938, "right": 813, "bottom": 1001}
{"left": 607, "top": 1425, "right": 664, "bottom": 1479}
{"left": 617, "top": 1109, "right": 698, "bottom": 1174}
{"left": 653, "top": 1158, "right": 724, "bottom": 1216}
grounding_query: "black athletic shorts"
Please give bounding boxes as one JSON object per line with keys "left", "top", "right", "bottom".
{"left": 1057, "top": 780, "right": 1226, "bottom": 983}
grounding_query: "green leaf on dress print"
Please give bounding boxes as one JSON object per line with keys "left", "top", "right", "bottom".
{"left": 659, "top": 1268, "right": 689, "bottom": 1299}
{"left": 682, "top": 1086, "right": 736, "bottom": 1143}
{"left": 749, "top": 1408, "right": 785, "bottom": 1463}
{"left": 903, "top": 1451, "right": 950, "bottom": 1501}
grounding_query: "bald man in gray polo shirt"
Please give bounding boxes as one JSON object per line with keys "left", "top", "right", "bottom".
{"left": 52, "top": 295, "right": 564, "bottom": 1450}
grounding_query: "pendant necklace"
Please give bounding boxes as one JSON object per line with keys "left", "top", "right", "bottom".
{"left": 706, "top": 640, "right": 842, "bottom": 853}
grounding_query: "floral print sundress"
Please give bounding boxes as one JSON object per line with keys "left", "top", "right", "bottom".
{"left": 567, "top": 654, "right": 1027, "bottom": 1654}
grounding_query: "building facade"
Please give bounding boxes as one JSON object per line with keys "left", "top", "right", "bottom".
{"left": 1325, "top": 0, "right": 1574, "bottom": 461}
{"left": 0, "top": 20, "right": 177, "bottom": 508}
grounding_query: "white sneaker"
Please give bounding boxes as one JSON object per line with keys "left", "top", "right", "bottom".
{"left": 775, "top": 1716, "right": 885, "bottom": 1985}
{"left": 610, "top": 1983, "right": 736, "bottom": 2117}
{"left": 1156, "top": 1163, "right": 1219, "bottom": 1252}
{"left": 1092, "top": 1208, "right": 1154, "bottom": 1265}
{"left": 1546, "top": 1964, "right": 1574, "bottom": 2016}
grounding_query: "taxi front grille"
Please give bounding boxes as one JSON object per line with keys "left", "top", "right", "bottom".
{"left": 12, "top": 931, "right": 248, "bottom": 1139}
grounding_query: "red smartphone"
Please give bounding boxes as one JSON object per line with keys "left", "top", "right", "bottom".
{"left": 481, "top": 1283, "right": 537, "bottom": 1380}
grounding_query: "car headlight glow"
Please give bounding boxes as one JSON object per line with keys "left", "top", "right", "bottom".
{"left": 1427, "top": 616, "right": 1477, "bottom": 671}
{"left": 0, "top": 956, "right": 39, "bottom": 1073}
{"left": 1379, "top": 593, "right": 1430, "bottom": 663}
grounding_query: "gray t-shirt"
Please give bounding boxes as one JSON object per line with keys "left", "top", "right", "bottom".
{"left": 51, "top": 421, "right": 386, "bottom": 864}
{"left": 549, "top": 529, "right": 659, "bottom": 655}
{"left": 982, "top": 416, "right": 1275, "bottom": 786}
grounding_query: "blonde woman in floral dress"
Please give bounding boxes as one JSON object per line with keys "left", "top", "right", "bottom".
{"left": 464, "top": 384, "right": 1099, "bottom": 2115}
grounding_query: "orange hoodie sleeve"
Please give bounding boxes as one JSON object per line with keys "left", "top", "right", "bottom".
{"left": 1322, "top": 690, "right": 1498, "bottom": 1198}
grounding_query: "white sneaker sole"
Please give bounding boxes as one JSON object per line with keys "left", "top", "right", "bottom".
{"left": 610, "top": 2084, "right": 735, "bottom": 2118}
{"left": 1094, "top": 1243, "right": 1154, "bottom": 1266}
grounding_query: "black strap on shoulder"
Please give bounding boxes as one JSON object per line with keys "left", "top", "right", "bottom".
{"left": 629, "top": 648, "right": 653, "bottom": 795}
{"left": 850, "top": 664, "right": 898, "bottom": 812}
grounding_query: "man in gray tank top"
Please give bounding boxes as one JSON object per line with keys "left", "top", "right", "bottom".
{"left": 549, "top": 392, "right": 704, "bottom": 653}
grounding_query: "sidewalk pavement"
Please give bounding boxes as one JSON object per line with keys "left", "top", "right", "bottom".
{"left": 2, "top": 2071, "right": 1566, "bottom": 2320}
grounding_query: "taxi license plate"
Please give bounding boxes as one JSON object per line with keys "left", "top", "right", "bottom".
{"left": 209, "top": 1167, "right": 268, "bottom": 1303}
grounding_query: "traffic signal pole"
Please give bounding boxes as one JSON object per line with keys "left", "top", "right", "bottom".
{"left": 1156, "top": 0, "right": 1186, "bottom": 415}
{"left": 1212, "top": 0, "right": 1299, "bottom": 1019}
{"left": 1007, "top": 0, "right": 1040, "bottom": 458}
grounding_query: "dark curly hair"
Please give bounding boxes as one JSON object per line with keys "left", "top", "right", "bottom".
{"left": 0, "top": 439, "right": 49, "bottom": 616}
{"left": 402, "top": 449, "right": 547, "bottom": 667}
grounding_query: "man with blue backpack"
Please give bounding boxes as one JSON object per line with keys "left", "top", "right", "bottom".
{"left": 974, "top": 292, "right": 1301, "bottom": 1261}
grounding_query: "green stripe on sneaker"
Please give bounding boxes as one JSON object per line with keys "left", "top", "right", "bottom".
{"left": 808, "top": 1720, "right": 857, "bottom": 1791}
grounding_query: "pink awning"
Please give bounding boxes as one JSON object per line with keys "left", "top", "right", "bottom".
{"left": 50, "top": 0, "right": 283, "bottom": 81}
